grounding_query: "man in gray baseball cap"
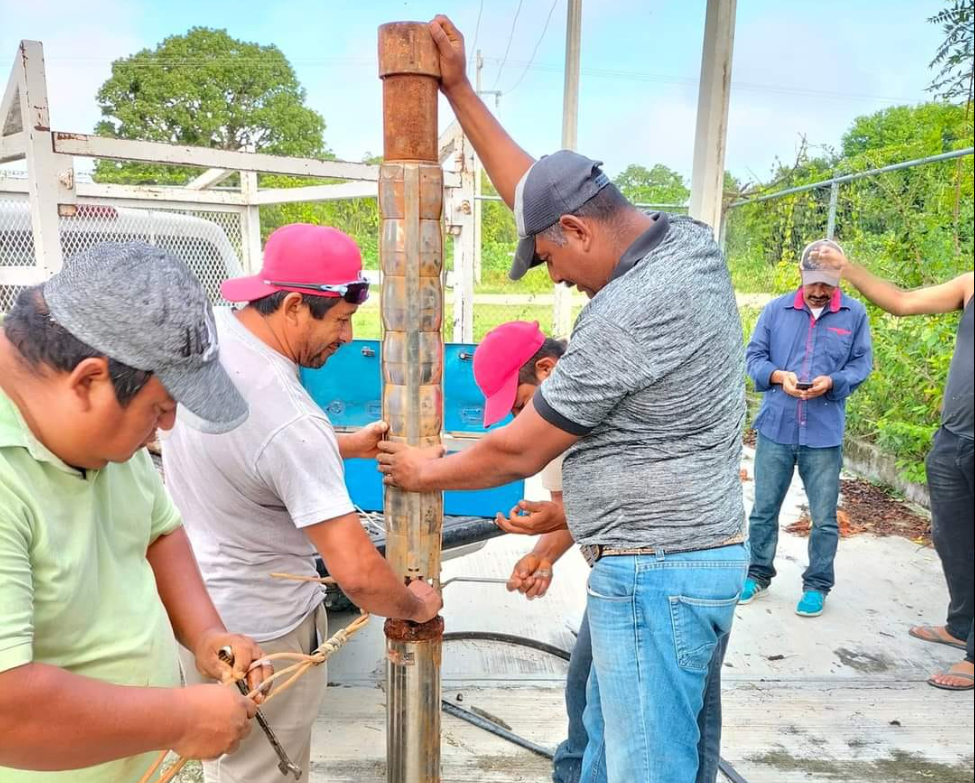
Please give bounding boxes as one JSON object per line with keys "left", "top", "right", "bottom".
{"left": 43, "top": 241, "right": 248, "bottom": 437}
{"left": 0, "top": 242, "right": 267, "bottom": 781}
{"left": 376, "top": 16, "right": 749, "bottom": 783}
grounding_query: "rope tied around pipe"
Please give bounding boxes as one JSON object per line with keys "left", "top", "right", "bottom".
{"left": 138, "top": 612, "right": 370, "bottom": 783}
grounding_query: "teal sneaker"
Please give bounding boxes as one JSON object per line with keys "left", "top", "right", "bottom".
{"left": 738, "top": 578, "right": 767, "bottom": 604}
{"left": 796, "top": 590, "right": 825, "bottom": 617}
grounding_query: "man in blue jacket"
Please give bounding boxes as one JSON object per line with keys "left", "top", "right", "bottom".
{"left": 742, "top": 240, "right": 873, "bottom": 617}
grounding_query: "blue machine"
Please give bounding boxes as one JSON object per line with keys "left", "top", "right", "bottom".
{"left": 301, "top": 339, "right": 524, "bottom": 518}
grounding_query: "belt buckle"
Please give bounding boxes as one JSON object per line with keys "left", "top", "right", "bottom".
{"left": 581, "top": 544, "right": 603, "bottom": 567}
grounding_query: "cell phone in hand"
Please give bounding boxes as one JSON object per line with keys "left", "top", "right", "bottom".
{"left": 795, "top": 381, "right": 813, "bottom": 390}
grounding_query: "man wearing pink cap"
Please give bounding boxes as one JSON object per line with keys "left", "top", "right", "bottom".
{"left": 162, "top": 223, "right": 442, "bottom": 782}
{"left": 475, "top": 320, "right": 591, "bottom": 782}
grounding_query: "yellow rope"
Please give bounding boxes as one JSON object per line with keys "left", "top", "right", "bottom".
{"left": 138, "top": 612, "right": 369, "bottom": 782}
{"left": 269, "top": 571, "right": 336, "bottom": 585}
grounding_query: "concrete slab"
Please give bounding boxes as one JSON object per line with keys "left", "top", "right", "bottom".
{"left": 308, "top": 446, "right": 973, "bottom": 781}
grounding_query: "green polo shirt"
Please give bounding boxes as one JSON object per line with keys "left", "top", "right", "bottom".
{"left": 0, "top": 389, "right": 183, "bottom": 782}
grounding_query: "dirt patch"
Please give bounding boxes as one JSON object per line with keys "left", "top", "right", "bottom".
{"left": 785, "top": 478, "right": 931, "bottom": 545}
{"left": 834, "top": 646, "right": 893, "bottom": 673}
{"left": 749, "top": 748, "right": 974, "bottom": 782}
{"left": 743, "top": 427, "right": 757, "bottom": 447}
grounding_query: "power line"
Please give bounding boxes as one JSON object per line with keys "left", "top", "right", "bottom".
{"left": 468, "top": 0, "right": 485, "bottom": 75}
{"left": 493, "top": 0, "right": 526, "bottom": 90}
{"left": 505, "top": 0, "right": 562, "bottom": 94}
{"left": 483, "top": 57, "right": 927, "bottom": 104}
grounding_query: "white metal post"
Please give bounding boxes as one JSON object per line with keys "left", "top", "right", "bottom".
{"left": 240, "top": 167, "right": 262, "bottom": 274}
{"left": 688, "top": 0, "right": 737, "bottom": 237}
{"left": 554, "top": 0, "right": 582, "bottom": 339}
{"left": 16, "top": 40, "right": 76, "bottom": 276}
{"left": 441, "top": 121, "right": 475, "bottom": 343}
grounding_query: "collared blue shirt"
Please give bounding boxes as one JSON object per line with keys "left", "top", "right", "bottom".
{"left": 746, "top": 287, "right": 873, "bottom": 448}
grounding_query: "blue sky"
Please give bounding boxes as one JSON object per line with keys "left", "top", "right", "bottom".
{"left": 1, "top": 0, "right": 946, "bottom": 185}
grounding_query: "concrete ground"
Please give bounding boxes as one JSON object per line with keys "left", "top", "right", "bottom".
{"left": 301, "top": 445, "right": 973, "bottom": 782}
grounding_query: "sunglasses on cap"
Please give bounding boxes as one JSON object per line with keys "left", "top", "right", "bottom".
{"left": 263, "top": 275, "right": 370, "bottom": 305}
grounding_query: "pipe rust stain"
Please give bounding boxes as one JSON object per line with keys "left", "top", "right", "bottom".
{"left": 384, "top": 616, "right": 444, "bottom": 642}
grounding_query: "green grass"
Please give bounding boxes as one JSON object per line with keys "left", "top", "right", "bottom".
{"left": 353, "top": 301, "right": 585, "bottom": 342}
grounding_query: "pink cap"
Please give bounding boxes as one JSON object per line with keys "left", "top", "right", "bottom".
{"left": 221, "top": 223, "right": 363, "bottom": 302}
{"left": 473, "top": 321, "right": 546, "bottom": 427}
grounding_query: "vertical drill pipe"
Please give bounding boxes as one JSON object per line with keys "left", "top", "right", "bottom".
{"left": 378, "top": 21, "right": 444, "bottom": 783}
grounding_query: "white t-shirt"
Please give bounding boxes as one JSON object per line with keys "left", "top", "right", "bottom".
{"left": 161, "top": 308, "right": 353, "bottom": 642}
{"left": 810, "top": 306, "right": 825, "bottom": 319}
{"left": 540, "top": 453, "right": 564, "bottom": 493}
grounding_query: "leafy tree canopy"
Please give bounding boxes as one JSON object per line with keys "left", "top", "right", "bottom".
{"left": 93, "top": 27, "right": 328, "bottom": 184}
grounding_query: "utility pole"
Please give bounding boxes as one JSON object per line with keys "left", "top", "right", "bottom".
{"left": 472, "top": 50, "right": 503, "bottom": 286}
{"left": 688, "top": 0, "right": 737, "bottom": 238}
{"left": 473, "top": 51, "right": 483, "bottom": 285}
{"left": 554, "top": 0, "right": 582, "bottom": 338}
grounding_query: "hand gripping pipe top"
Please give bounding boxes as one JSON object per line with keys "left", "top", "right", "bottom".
{"left": 378, "top": 21, "right": 445, "bottom": 783}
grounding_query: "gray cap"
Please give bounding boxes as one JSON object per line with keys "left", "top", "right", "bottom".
{"left": 800, "top": 239, "right": 843, "bottom": 286}
{"left": 44, "top": 242, "right": 247, "bottom": 434}
{"left": 510, "top": 150, "right": 611, "bottom": 280}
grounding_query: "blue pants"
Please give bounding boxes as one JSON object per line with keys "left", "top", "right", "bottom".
{"left": 553, "top": 610, "right": 732, "bottom": 783}
{"left": 748, "top": 433, "right": 842, "bottom": 594}
{"left": 578, "top": 545, "right": 748, "bottom": 783}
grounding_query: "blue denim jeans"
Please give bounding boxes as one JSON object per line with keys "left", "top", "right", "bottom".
{"left": 554, "top": 610, "right": 732, "bottom": 783}
{"left": 579, "top": 544, "right": 748, "bottom": 783}
{"left": 552, "top": 609, "right": 592, "bottom": 783}
{"left": 748, "top": 433, "right": 842, "bottom": 594}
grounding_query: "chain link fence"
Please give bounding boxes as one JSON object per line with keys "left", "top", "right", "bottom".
{"left": 1, "top": 196, "right": 245, "bottom": 311}
{"left": 723, "top": 148, "right": 974, "bottom": 296}
{"left": 723, "top": 146, "right": 974, "bottom": 481}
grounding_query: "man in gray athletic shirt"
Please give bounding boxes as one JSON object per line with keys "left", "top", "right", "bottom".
{"left": 377, "top": 15, "right": 748, "bottom": 783}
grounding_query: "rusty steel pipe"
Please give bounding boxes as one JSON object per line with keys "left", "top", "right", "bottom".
{"left": 378, "top": 21, "right": 444, "bottom": 783}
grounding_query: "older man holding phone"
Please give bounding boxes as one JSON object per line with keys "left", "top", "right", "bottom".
{"left": 741, "top": 240, "right": 873, "bottom": 617}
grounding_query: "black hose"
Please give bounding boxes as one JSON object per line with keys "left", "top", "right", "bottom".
{"left": 441, "top": 700, "right": 555, "bottom": 760}
{"left": 718, "top": 758, "right": 751, "bottom": 783}
{"left": 443, "top": 631, "right": 572, "bottom": 662}
{"left": 442, "top": 631, "right": 752, "bottom": 783}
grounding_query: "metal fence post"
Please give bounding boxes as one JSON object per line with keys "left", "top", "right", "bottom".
{"left": 16, "top": 40, "right": 75, "bottom": 276}
{"left": 240, "top": 165, "right": 262, "bottom": 274}
{"left": 826, "top": 181, "right": 839, "bottom": 240}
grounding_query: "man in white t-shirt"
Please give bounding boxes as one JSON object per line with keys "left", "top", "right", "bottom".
{"left": 162, "top": 224, "right": 442, "bottom": 782}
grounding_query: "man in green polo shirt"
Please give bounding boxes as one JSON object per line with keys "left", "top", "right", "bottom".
{"left": 0, "top": 243, "right": 268, "bottom": 781}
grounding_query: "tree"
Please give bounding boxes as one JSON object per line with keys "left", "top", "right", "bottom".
{"left": 927, "top": 0, "right": 974, "bottom": 106}
{"left": 614, "top": 164, "right": 689, "bottom": 207}
{"left": 926, "top": 1, "right": 974, "bottom": 243}
{"left": 93, "top": 28, "right": 328, "bottom": 184}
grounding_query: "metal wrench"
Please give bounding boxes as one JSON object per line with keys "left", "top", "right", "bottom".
{"left": 218, "top": 646, "right": 302, "bottom": 779}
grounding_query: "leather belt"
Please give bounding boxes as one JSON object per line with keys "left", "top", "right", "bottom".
{"left": 580, "top": 535, "right": 746, "bottom": 568}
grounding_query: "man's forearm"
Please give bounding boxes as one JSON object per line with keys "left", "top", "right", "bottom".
{"left": 532, "top": 529, "right": 575, "bottom": 563}
{"left": 418, "top": 434, "right": 543, "bottom": 492}
{"left": 842, "top": 263, "right": 911, "bottom": 315}
{"left": 444, "top": 82, "right": 534, "bottom": 207}
{"left": 306, "top": 517, "right": 426, "bottom": 621}
{"left": 148, "top": 528, "right": 224, "bottom": 653}
{"left": 0, "top": 663, "right": 186, "bottom": 771}
{"left": 334, "top": 551, "right": 424, "bottom": 620}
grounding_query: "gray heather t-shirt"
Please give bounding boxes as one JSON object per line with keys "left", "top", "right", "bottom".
{"left": 535, "top": 215, "right": 746, "bottom": 550}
